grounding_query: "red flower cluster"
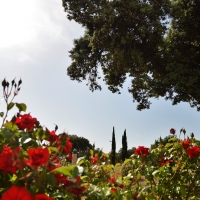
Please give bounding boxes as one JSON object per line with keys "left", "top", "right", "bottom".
{"left": 182, "top": 139, "right": 190, "bottom": 149}
{"left": 23, "top": 147, "right": 50, "bottom": 167}
{"left": 159, "top": 157, "right": 172, "bottom": 166}
{"left": 1, "top": 185, "right": 54, "bottom": 200}
{"left": 46, "top": 129, "right": 58, "bottom": 143}
{"left": 135, "top": 146, "right": 149, "bottom": 156}
{"left": 187, "top": 146, "right": 200, "bottom": 158}
{"left": 1, "top": 185, "right": 32, "bottom": 200}
{"left": 15, "top": 114, "right": 37, "bottom": 131}
{"left": 109, "top": 177, "right": 124, "bottom": 188}
{"left": 65, "top": 176, "right": 86, "bottom": 199}
{"left": 57, "top": 133, "right": 72, "bottom": 155}
{"left": 0, "top": 146, "right": 20, "bottom": 174}
{"left": 46, "top": 130, "right": 72, "bottom": 157}
{"left": 92, "top": 156, "right": 98, "bottom": 164}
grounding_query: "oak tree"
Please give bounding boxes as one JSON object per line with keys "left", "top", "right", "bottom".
{"left": 62, "top": 0, "right": 200, "bottom": 110}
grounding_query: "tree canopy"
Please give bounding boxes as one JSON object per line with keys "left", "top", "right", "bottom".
{"left": 68, "top": 134, "right": 92, "bottom": 157}
{"left": 62, "top": 0, "right": 200, "bottom": 110}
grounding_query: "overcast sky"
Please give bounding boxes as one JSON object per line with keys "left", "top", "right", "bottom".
{"left": 0, "top": 0, "right": 200, "bottom": 153}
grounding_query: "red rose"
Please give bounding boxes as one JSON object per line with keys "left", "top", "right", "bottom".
{"left": 66, "top": 153, "right": 72, "bottom": 160}
{"left": 100, "top": 155, "right": 106, "bottom": 161}
{"left": 63, "top": 176, "right": 86, "bottom": 198}
{"left": 34, "top": 194, "right": 54, "bottom": 200}
{"left": 46, "top": 129, "right": 59, "bottom": 143}
{"left": 24, "top": 147, "right": 50, "bottom": 167}
{"left": 170, "top": 128, "right": 176, "bottom": 134}
{"left": 111, "top": 188, "right": 117, "bottom": 193}
{"left": 182, "top": 139, "right": 190, "bottom": 149}
{"left": 158, "top": 157, "right": 172, "bottom": 166}
{"left": 91, "top": 156, "right": 98, "bottom": 164}
{"left": 109, "top": 177, "right": 116, "bottom": 184}
{"left": 187, "top": 146, "right": 200, "bottom": 158}
{"left": 135, "top": 146, "right": 149, "bottom": 156}
{"left": 0, "top": 146, "right": 20, "bottom": 174}
{"left": 1, "top": 185, "right": 32, "bottom": 200}
{"left": 119, "top": 184, "right": 124, "bottom": 188}
{"left": 15, "top": 114, "right": 37, "bottom": 130}
{"left": 57, "top": 136, "right": 72, "bottom": 155}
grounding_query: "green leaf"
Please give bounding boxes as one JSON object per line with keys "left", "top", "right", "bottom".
{"left": 123, "top": 159, "right": 131, "bottom": 165}
{"left": 179, "top": 186, "right": 186, "bottom": 196}
{"left": 19, "top": 131, "right": 29, "bottom": 137}
{"left": 51, "top": 165, "right": 79, "bottom": 178}
{"left": 35, "top": 128, "right": 47, "bottom": 140}
{"left": 7, "top": 102, "right": 15, "bottom": 110}
{"left": 77, "top": 157, "right": 86, "bottom": 165}
{"left": 101, "top": 187, "right": 110, "bottom": 196}
{"left": 1, "top": 128, "right": 14, "bottom": 139}
{"left": 0, "top": 112, "right": 4, "bottom": 117}
{"left": 90, "top": 149, "right": 94, "bottom": 156}
{"left": 15, "top": 103, "right": 27, "bottom": 112}
{"left": 20, "top": 136, "right": 30, "bottom": 144}
{"left": 165, "top": 143, "right": 173, "bottom": 148}
{"left": 47, "top": 173, "right": 56, "bottom": 187}
{"left": 152, "top": 170, "right": 160, "bottom": 176}
{"left": 3, "top": 122, "right": 18, "bottom": 131}
{"left": 168, "top": 138, "right": 178, "bottom": 142}
{"left": 48, "top": 146, "right": 59, "bottom": 153}
{"left": 10, "top": 174, "right": 17, "bottom": 182}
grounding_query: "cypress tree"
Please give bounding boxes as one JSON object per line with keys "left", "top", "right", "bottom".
{"left": 111, "top": 127, "right": 116, "bottom": 165}
{"left": 122, "top": 129, "right": 128, "bottom": 162}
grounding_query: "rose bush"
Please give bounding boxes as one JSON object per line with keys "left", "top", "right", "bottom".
{"left": 1, "top": 79, "right": 200, "bottom": 199}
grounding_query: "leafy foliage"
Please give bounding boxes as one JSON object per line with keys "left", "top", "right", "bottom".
{"left": 2, "top": 79, "right": 200, "bottom": 199}
{"left": 62, "top": 0, "right": 200, "bottom": 110}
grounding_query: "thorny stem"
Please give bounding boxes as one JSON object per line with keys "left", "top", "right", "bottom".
{"left": 1, "top": 93, "right": 16, "bottom": 128}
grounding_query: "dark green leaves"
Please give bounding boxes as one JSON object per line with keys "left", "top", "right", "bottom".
{"left": 7, "top": 102, "right": 15, "bottom": 111}
{"left": 16, "top": 103, "right": 27, "bottom": 112}
{"left": 0, "top": 112, "right": 4, "bottom": 117}
{"left": 6, "top": 102, "right": 27, "bottom": 112}
{"left": 62, "top": 0, "right": 200, "bottom": 111}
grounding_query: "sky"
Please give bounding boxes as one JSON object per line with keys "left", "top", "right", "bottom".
{"left": 0, "top": 0, "right": 200, "bottom": 153}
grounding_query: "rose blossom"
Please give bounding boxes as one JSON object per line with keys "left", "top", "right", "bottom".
{"left": 109, "top": 177, "right": 116, "bottom": 184}
{"left": 187, "top": 146, "right": 200, "bottom": 158}
{"left": 23, "top": 147, "right": 50, "bottom": 167}
{"left": 159, "top": 157, "right": 172, "bottom": 166}
{"left": 57, "top": 135, "right": 72, "bottom": 154}
{"left": 0, "top": 146, "right": 20, "bottom": 174}
{"left": 34, "top": 194, "right": 54, "bottom": 200}
{"left": 46, "top": 129, "right": 59, "bottom": 143}
{"left": 15, "top": 114, "right": 37, "bottom": 130}
{"left": 91, "top": 156, "right": 98, "bottom": 164}
{"left": 182, "top": 139, "right": 190, "bottom": 149}
{"left": 135, "top": 146, "right": 149, "bottom": 156}
{"left": 170, "top": 128, "right": 176, "bottom": 135}
{"left": 1, "top": 185, "right": 32, "bottom": 200}
{"left": 111, "top": 188, "right": 117, "bottom": 193}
